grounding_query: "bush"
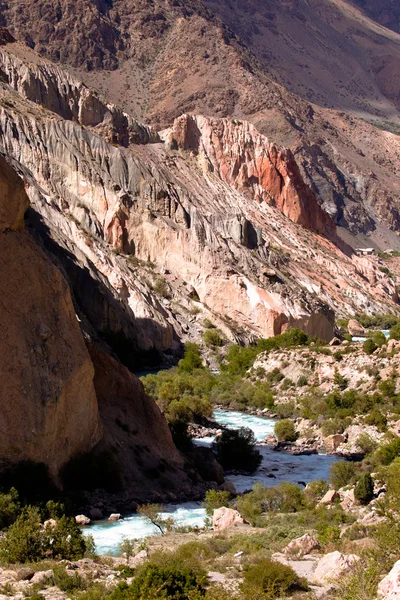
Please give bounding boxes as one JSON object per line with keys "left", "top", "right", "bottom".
{"left": 153, "top": 278, "right": 170, "bottom": 298}
{"left": 237, "top": 482, "right": 307, "bottom": 525}
{"left": 274, "top": 419, "right": 297, "bottom": 442}
{"left": 356, "top": 433, "right": 377, "bottom": 455}
{"left": 375, "top": 436, "right": 400, "bottom": 465}
{"left": 110, "top": 562, "right": 206, "bottom": 600}
{"left": 304, "top": 479, "right": 329, "bottom": 502}
{"left": 202, "top": 490, "right": 231, "bottom": 516}
{"left": 354, "top": 473, "right": 374, "bottom": 505}
{"left": 242, "top": 558, "right": 308, "bottom": 598}
{"left": 213, "top": 428, "right": 262, "bottom": 473}
{"left": 372, "top": 331, "right": 387, "bottom": 347}
{"left": 203, "top": 329, "right": 224, "bottom": 347}
{"left": 53, "top": 566, "right": 86, "bottom": 592}
{"left": 0, "top": 508, "right": 88, "bottom": 564}
{"left": 390, "top": 323, "right": 400, "bottom": 340}
{"left": 365, "top": 409, "right": 387, "bottom": 432}
{"left": 178, "top": 343, "right": 203, "bottom": 373}
{"left": 329, "top": 461, "right": 356, "bottom": 489}
{"left": 363, "top": 339, "right": 377, "bottom": 355}
{"left": 0, "top": 488, "right": 20, "bottom": 530}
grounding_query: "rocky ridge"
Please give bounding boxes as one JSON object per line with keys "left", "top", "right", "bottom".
{"left": 0, "top": 39, "right": 397, "bottom": 358}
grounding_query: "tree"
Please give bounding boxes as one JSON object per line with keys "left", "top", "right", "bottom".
{"left": 202, "top": 490, "right": 230, "bottom": 516}
{"left": 137, "top": 504, "right": 173, "bottom": 535}
{"left": 0, "top": 507, "right": 43, "bottom": 563}
{"left": 213, "top": 428, "right": 262, "bottom": 473}
{"left": 372, "top": 331, "right": 386, "bottom": 347}
{"left": 354, "top": 473, "right": 374, "bottom": 505}
{"left": 46, "top": 515, "right": 87, "bottom": 560}
{"left": 274, "top": 419, "right": 297, "bottom": 442}
{"left": 0, "top": 488, "right": 20, "bottom": 530}
{"left": 178, "top": 343, "right": 203, "bottom": 373}
{"left": 329, "top": 461, "right": 355, "bottom": 489}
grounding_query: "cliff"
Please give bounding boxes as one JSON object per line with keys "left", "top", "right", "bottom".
{"left": 0, "top": 155, "right": 102, "bottom": 477}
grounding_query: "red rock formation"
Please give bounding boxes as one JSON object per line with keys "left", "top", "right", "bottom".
{"left": 171, "top": 115, "right": 334, "bottom": 235}
{"left": 0, "top": 156, "right": 102, "bottom": 477}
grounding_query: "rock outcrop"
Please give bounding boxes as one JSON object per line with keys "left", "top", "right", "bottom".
{"left": 87, "top": 343, "right": 198, "bottom": 500}
{"left": 212, "top": 507, "right": 244, "bottom": 532}
{"left": 313, "top": 551, "right": 360, "bottom": 585}
{"left": 378, "top": 560, "right": 400, "bottom": 599}
{"left": 0, "top": 155, "right": 102, "bottom": 477}
{"left": 170, "top": 114, "right": 334, "bottom": 235}
{"left": 283, "top": 533, "right": 320, "bottom": 559}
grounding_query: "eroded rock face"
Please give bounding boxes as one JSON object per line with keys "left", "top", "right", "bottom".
{"left": 0, "top": 155, "right": 102, "bottom": 477}
{"left": 170, "top": 114, "right": 334, "bottom": 235}
{"left": 87, "top": 343, "right": 199, "bottom": 501}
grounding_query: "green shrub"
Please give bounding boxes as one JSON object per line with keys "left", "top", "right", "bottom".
{"left": 203, "top": 319, "right": 215, "bottom": 329}
{"left": 356, "top": 433, "right": 377, "bottom": 455}
{"left": 110, "top": 562, "right": 206, "bottom": 600}
{"left": 379, "top": 378, "right": 396, "bottom": 398}
{"left": 365, "top": 409, "right": 387, "bottom": 432}
{"left": 274, "top": 419, "right": 297, "bottom": 442}
{"left": 203, "top": 329, "right": 224, "bottom": 347}
{"left": 375, "top": 436, "right": 400, "bottom": 465}
{"left": 153, "top": 278, "right": 170, "bottom": 298}
{"left": 363, "top": 339, "right": 377, "bottom": 355}
{"left": 53, "top": 566, "right": 86, "bottom": 592}
{"left": 0, "top": 508, "right": 88, "bottom": 564}
{"left": 372, "top": 331, "right": 387, "bottom": 347}
{"left": 297, "top": 375, "right": 308, "bottom": 387}
{"left": 178, "top": 343, "right": 203, "bottom": 373}
{"left": 213, "top": 427, "right": 262, "bottom": 473}
{"left": 237, "top": 482, "right": 307, "bottom": 524}
{"left": 242, "top": 558, "right": 308, "bottom": 598}
{"left": 0, "top": 488, "right": 20, "bottom": 530}
{"left": 138, "top": 504, "right": 173, "bottom": 535}
{"left": 390, "top": 323, "right": 400, "bottom": 340}
{"left": 202, "top": 490, "right": 231, "bottom": 516}
{"left": 329, "top": 461, "right": 356, "bottom": 489}
{"left": 354, "top": 473, "right": 374, "bottom": 505}
{"left": 304, "top": 479, "right": 329, "bottom": 502}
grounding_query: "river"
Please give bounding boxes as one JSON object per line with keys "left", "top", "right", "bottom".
{"left": 87, "top": 409, "right": 338, "bottom": 555}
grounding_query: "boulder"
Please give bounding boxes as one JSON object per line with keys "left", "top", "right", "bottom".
{"left": 347, "top": 320, "right": 367, "bottom": 337}
{"left": 43, "top": 519, "right": 57, "bottom": 530}
{"left": 30, "top": 570, "right": 54, "bottom": 585}
{"left": 89, "top": 508, "right": 103, "bottom": 521}
{"left": 108, "top": 513, "right": 121, "bottom": 521}
{"left": 313, "top": 551, "right": 360, "bottom": 584}
{"left": 324, "top": 434, "right": 345, "bottom": 452}
{"left": 212, "top": 507, "right": 244, "bottom": 532}
{"left": 319, "top": 490, "right": 339, "bottom": 505}
{"left": 218, "top": 481, "right": 237, "bottom": 495}
{"left": 283, "top": 533, "right": 320, "bottom": 558}
{"left": 340, "top": 488, "right": 357, "bottom": 511}
{"left": 378, "top": 559, "right": 400, "bottom": 598}
{"left": 329, "top": 337, "right": 341, "bottom": 346}
{"left": 75, "top": 515, "right": 91, "bottom": 526}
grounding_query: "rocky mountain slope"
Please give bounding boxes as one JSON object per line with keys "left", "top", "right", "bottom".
{"left": 0, "top": 37, "right": 398, "bottom": 361}
{"left": 0, "top": 151, "right": 199, "bottom": 499}
{"left": 2, "top": 0, "right": 400, "bottom": 250}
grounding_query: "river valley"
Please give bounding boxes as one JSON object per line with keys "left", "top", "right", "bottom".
{"left": 87, "top": 410, "right": 338, "bottom": 555}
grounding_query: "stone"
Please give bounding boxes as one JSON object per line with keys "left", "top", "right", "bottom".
{"left": 218, "top": 481, "right": 237, "bottom": 495}
{"left": 329, "top": 337, "right": 341, "bottom": 346}
{"left": 30, "top": 570, "right": 54, "bottom": 585}
{"left": 283, "top": 533, "right": 320, "bottom": 558}
{"left": 377, "top": 559, "right": 400, "bottom": 598}
{"left": 89, "top": 508, "right": 103, "bottom": 521}
{"left": 212, "top": 507, "right": 244, "bottom": 532}
{"left": 347, "top": 320, "right": 367, "bottom": 337}
{"left": 319, "top": 490, "right": 339, "bottom": 505}
{"left": 313, "top": 551, "right": 360, "bottom": 585}
{"left": 43, "top": 519, "right": 57, "bottom": 530}
{"left": 75, "top": 515, "right": 91, "bottom": 526}
{"left": 108, "top": 513, "right": 121, "bottom": 521}
{"left": 324, "top": 434, "right": 345, "bottom": 452}
{"left": 340, "top": 488, "right": 357, "bottom": 511}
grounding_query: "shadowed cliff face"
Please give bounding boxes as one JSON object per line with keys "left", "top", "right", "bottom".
{"left": 0, "top": 155, "right": 103, "bottom": 477}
